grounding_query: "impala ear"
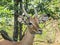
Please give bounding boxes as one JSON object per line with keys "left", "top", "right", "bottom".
{"left": 18, "top": 15, "right": 24, "bottom": 23}
{"left": 39, "top": 14, "right": 50, "bottom": 23}
{"left": 18, "top": 15, "right": 28, "bottom": 25}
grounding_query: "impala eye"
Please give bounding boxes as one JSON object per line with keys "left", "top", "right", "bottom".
{"left": 28, "top": 22, "right": 32, "bottom": 25}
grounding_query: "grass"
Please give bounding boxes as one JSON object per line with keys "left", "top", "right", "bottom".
{"left": 0, "top": 19, "right": 60, "bottom": 45}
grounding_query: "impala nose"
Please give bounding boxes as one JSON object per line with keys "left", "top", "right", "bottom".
{"left": 36, "top": 29, "right": 42, "bottom": 34}
{"left": 38, "top": 30, "right": 42, "bottom": 34}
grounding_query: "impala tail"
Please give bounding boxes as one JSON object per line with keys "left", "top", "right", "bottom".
{"left": 0, "top": 30, "right": 13, "bottom": 41}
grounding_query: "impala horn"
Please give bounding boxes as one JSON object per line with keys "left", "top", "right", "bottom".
{"left": 22, "top": 0, "right": 30, "bottom": 18}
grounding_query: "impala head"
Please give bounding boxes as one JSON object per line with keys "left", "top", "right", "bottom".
{"left": 18, "top": 16, "right": 42, "bottom": 35}
{"left": 27, "top": 16, "right": 43, "bottom": 34}
{"left": 18, "top": 3, "right": 49, "bottom": 34}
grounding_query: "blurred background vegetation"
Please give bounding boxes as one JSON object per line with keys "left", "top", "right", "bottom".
{"left": 0, "top": 0, "right": 60, "bottom": 45}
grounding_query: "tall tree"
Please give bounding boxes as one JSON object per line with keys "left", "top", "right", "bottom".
{"left": 19, "top": 0, "right": 23, "bottom": 41}
{"left": 25, "top": 0, "right": 28, "bottom": 12}
{"left": 13, "top": 0, "right": 19, "bottom": 41}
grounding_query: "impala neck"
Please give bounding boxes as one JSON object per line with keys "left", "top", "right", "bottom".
{"left": 20, "top": 28, "right": 35, "bottom": 45}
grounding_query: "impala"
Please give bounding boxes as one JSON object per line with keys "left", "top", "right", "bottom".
{"left": 0, "top": 1, "right": 49, "bottom": 45}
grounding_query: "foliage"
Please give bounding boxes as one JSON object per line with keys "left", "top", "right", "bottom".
{"left": 27, "top": 0, "right": 60, "bottom": 19}
{"left": 0, "top": 0, "right": 60, "bottom": 44}
{"left": 0, "top": 0, "right": 14, "bottom": 36}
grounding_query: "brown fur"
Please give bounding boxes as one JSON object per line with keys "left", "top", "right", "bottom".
{"left": 0, "top": 16, "right": 41, "bottom": 45}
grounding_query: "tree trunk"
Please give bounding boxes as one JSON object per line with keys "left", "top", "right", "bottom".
{"left": 13, "top": 0, "right": 19, "bottom": 41}
{"left": 19, "top": 0, "right": 23, "bottom": 41}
